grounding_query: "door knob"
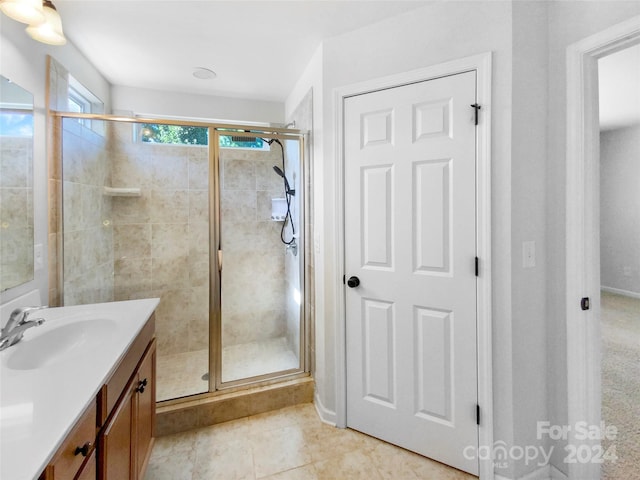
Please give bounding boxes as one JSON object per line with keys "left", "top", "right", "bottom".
{"left": 347, "top": 276, "right": 360, "bottom": 288}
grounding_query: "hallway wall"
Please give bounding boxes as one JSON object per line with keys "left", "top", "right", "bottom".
{"left": 600, "top": 125, "right": 640, "bottom": 296}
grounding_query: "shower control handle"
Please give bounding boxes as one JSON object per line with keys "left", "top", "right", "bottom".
{"left": 347, "top": 276, "right": 360, "bottom": 288}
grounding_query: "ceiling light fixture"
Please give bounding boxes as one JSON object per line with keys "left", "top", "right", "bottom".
{"left": 0, "top": 0, "right": 67, "bottom": 46}
{"left": 0, "top": 0, "right": 45, "bottom": 25}
{"left": 193, "top": 67, "right": 217, "bottom": 80}
{"left": 25, "top": 0, "right": 66, "bottom": 45}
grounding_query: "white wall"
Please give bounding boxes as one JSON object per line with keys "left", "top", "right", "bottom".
{"left": 545, "top": 1, "right": 640, "bottom": 475}
{"left": 0, "top": 15, "right": 111, "bottom": 306}
{"left": 510, "top": 3, "right": 549, "bottom": 478}
{"left": 600, "top": 125, "right": 640, "bottom": 296}
{"left": 112, "top": 85, "right": 284, "bottom": 124}
{"left": 285, "top": 44, "right": 327, "bottom": 416}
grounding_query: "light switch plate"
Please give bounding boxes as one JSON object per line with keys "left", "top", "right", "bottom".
{"left": 34, "top": 243, "right": 43, "bottom": 271}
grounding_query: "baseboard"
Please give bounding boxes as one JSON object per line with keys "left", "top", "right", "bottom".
{"left": 494, "top": 464, "right": 569, "bottom": 480}
{"left": 314, "top": 391, "right": 337, "bottom": 426}
{"left": 601, "top": 285, "right": 640, "bottom": 299}
{"left": 550, "top": 465, "right": 568, "bottom": 480}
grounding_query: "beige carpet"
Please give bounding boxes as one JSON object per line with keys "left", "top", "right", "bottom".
{"left": 601, "top": 291, "right": 640, "bottom": 480}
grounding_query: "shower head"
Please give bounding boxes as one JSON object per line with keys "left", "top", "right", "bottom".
{"left": 273, "top": 165, "right": 285, "bottom": 178}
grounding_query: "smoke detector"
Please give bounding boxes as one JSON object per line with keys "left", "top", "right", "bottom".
{"left": 193, "top": 67, "right": 216, "bottom": 80}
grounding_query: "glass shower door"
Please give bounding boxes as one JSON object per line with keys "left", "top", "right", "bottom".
{"left": 61, "top": 117, "right": 211, "bottom": 401}
{"left": 217, "top": 132, "right": 304, "bottom": 385}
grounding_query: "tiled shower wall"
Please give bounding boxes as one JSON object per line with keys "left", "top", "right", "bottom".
{"left": 61, "top": 119, "right": 114, "bottom": 305}
{"left": 110, "top": 122, "right": 209, "bottom": 359}
{"left": 220, "top": 145, "right": 288, "bottom": 346}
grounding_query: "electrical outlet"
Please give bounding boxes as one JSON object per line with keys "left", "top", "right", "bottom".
{"left": 523, "top": 241, "right": 536, "bottom": 268}
{"left": 34, "top": 244, "right": 43, "bottom": 271}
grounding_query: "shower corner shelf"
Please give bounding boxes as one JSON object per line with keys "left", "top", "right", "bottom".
{"left": 103, "top": 186, "right": 142, "bottom": 197}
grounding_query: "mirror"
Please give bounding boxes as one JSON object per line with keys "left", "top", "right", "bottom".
{"left": 0, "top": 75, "right": 34, "bottom": 292}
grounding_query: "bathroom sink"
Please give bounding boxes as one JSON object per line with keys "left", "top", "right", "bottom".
{"left": 4, "top": 318, "right": 117, "bottom": 371}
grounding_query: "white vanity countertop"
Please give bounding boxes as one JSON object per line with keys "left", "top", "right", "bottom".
{"left": 0, "top": 298, "right": 159, "bottom": 480}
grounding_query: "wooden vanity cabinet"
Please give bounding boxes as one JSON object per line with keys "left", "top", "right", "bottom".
{"left": 39, "top": 315, "right": 156, "bottom": 480}
{"left": 99, "top": 338, "right": 156, "bottom": 480}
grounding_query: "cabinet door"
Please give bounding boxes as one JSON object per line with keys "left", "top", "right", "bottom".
{"left": 136, "top": 340, "right": 156, "bottom": 479}
{"left": 75, "top": 450, "right": 97, "bottom": 480}
{"left": 100, "top": 379, "right": 135, "bottom": 480}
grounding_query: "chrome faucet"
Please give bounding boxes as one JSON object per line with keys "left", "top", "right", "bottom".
{"left": 0, "top": 306, "right": 47, "bottom": 351}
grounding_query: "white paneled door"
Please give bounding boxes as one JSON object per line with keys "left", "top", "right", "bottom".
{"left": 344, "top": 71, "right": 479, "bottom": 475}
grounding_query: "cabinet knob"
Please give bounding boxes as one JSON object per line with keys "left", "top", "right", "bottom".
{"left": 136, "top": 378, "right": 148, "bottom": 393}
{"left": 74, "top": 442, "right": 91, "bottom": 457}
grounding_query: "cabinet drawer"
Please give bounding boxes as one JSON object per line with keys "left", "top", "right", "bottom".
{"left": 100, "top": 315, "right": 155, "bottom": 425}
{"left": 46, "top": 400, "right": 97, "bottom": 479}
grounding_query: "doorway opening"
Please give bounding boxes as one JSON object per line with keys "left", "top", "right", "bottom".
{"left": 565, "top": 15, "right": 640, "bottom": 480}
{"left": 597, "top": 43, "right": 640, "bottom": 480}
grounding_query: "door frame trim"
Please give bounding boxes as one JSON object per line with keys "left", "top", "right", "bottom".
{"left": 565, "top": 15, "right": 640, "bottom": 480}
{"left": 333, "top": 52, "right": 493, "bottom": 479}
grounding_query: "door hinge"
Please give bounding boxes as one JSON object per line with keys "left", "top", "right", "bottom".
{"left": 475, "top": 257, "right": 479, "bottom": 277}
{"left": 581, "top": 297, "right": 590, "bottom": 311}
{"left": 471, "top": 103, "right": 482, "bottom": 125}
{"left": 476, "top": 404, "right": 481, "bottom": 425}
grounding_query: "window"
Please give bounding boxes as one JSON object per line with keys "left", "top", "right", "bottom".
{"left": 68, "top": 88, "right": 90, "bottom": 114}
{"left": 137, "top": 123, "right": 268, "bottom": 150}
{"left": 139, "top": 123, "right": 208, "bottom": 145}
{"left": 67, "top": 75, "right": 104, "bottom": 133}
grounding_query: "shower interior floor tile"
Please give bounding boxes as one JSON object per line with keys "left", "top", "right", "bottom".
{"left": 144, "top": 403, "right": 477, "bottom": 480}
{"left": 157, "top": 337, "right": 299, "bottom": 401}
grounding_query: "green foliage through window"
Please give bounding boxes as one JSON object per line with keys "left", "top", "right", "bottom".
{"left": 139, "top": 124, "right": 266, "bottom": 149}
{"left": 140, "top": 124, "right": 208, "bottom": 145}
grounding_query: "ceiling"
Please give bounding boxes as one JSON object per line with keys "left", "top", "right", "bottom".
{"left": 55, "top": 0, "right": 431, "bottom": 102}
{"left": 599, "top": 43, "right": 640, "bottom": 131}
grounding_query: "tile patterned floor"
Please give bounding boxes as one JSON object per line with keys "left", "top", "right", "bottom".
{"left": 144, "top": 403, "right": 477, "bottom": 480}
{"left": 157, "top": 338, "right": 299, "bottom": 401}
